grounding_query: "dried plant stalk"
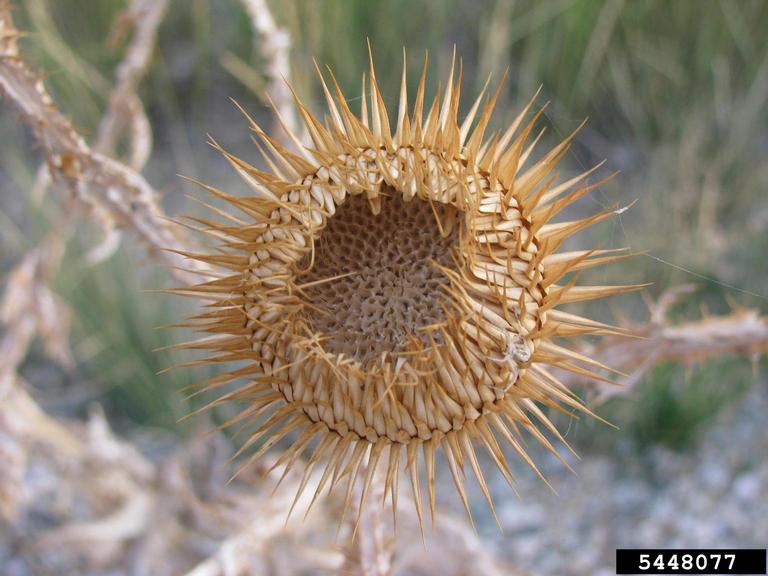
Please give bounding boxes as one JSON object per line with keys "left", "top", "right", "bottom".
{"left": 0, "top": 0, "right": 208, "bottom": 283}
{"left": 1, "top": 0, "right": 170, "bottom": 403}
{"left": 95, "top": 0, "right": 169, "bottom": 169}
{"left": 32, "top": 0, "right": 168, "bottom": 208}
{"left": 239, "top": 0, "right": 303, "bottom": 142}
{"left": 570, "top": 286, "right": 768, "bottom": 400}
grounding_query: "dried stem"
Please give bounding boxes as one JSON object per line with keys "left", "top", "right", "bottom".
{"left": 340, "top": 472, "right": 394, "bottom": 576}
{"left": 32, "top": 0, "right": 166, "bottom": 214}
{"left": 95, "top": 0, "right": 169, "bottom": 169}
{"left": 569, "top": 286, "right": 768, "bottom": 400}
{"left": 239, "top": 0, "right": 306, "bottom": 143}
{"left": 0, "top": 212, "right": 74, "bottom": 397}
{"left": 0, "top": 0, "right": 208, "bottom": 283}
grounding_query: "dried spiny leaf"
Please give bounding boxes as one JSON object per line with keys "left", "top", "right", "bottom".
{"left": 173, "top": 50, "right": 639, "bottom": 528}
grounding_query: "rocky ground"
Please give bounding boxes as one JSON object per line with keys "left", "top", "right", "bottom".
{"left": 447, "top": 380, "right": 768, "bottom": 576}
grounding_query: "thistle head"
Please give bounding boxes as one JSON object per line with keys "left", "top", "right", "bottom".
{"left": 175, "top": 48, "right": 637, "bottom": 529}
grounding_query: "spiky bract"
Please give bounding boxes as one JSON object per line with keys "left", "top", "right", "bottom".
{"left": 174, "top": 49, "right": 636, "bottom": 529}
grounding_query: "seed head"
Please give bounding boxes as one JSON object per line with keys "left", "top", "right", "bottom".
{"left": 174, "top": 49, "right": 638, "bottom": 529}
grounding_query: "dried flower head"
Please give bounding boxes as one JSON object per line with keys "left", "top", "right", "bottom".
{"left": 174, "top": 49, "right": 637, "bottom": 527}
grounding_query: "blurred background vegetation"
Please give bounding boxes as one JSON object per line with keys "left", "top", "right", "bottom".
{"left": 2, "top": 0, "right": 766, "bottom": 453}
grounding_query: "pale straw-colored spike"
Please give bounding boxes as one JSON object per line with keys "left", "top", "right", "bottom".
{"left": 181, "top": 190, "right": 248, "bottom": 225}
{"left": 517, "top": 126, "right": 547, "bottom": 170}
{"left": 305, "top": 434, "right": 353, "bottom": 519}
{"left": 155, "top": 332, "right": 245, "bottom": 353}
{"left": 230, "top": 99, "right": 309, "bottom": 178}
{"left": 423, "top": 82, "right": 442, "bottom": 146}
{"left": 384, "top": 443, "right": 402, "bottom": 528}
{"left": 181, "top": 363, "right": 264, "bottom": 398}
{"left": 538, "top": 208, "right": 617, "bottom": 250}
{"left": 497, "top": 106, "right": 548, "bottom": 189}
{"left": 502, "top": 402, "right": 570, "bottom": 477}
{"left": 164, "top": 249, "right": 247, "bottom": 272}
{"left": 254, "top": 127, "right": 315, "bottom": 176}
{"left": 520, "top": 172, "right": 559, "bottom": 220}
{"left": 181, "top": 172, "right": 270, "bottom": 221}
{"left": 537, "top": 160, "right": 606, "bottom": 207}
{"left": 549, "top": 282, "right": 647, "bottom": 306}
{"left": 464, "top": 69, "right": 508, "bottom": 160}
{"left": 515, "top": 139, "right": 575, "bottom": 206}
{"left": 232, "top": 403, "right": 301, "bottom": 459}
{"left": 516, "top": 119, "right": 588, "bottom": 198}
{"left": 208, "top": 140, "right": 283, "bottom": 203}
{"left": 459, "top": 72, "right": 491, "bottom": 146}
{"left": 229, "top": 414, "right": 307, "bottom": 482}
{"left": 538, "top": 355, "right": 621, "bottom": 387}
{"left": 471, "top": 418, "right": 517, "bottom": 490}
{"left": 266, "top": 92, "right": 317, "bottom": 164}
{"left": 526, "top": 367, "right": 616, "bottom": 426}
{"left": 180, "top": 384, "right": 276, "bottom": 424}
{"left": 536, "top": 340, "right": 624, "bottom": 376}
{"left": 323, "top": 66, "right": 370, "bottom": 146}
{"left": 352, "top": 439, "right": 386, "bottom": 538}
{"left": 251, "top": 137, "right": 289, "bottom": 182}
{"left": 412, "top": 51, "right": 429, "bottom": 133}
{"left": 438, "top": 46, "right": 457, "bottom": 131}
{"left": 366, "top": 40, "right": 391, "bottom": 145}
{"left": 334, "top": 439, "right": 368, "bottom": 491}
{"left": 526, "top": 364, "right": 581, "bottom": 399}
{"left": 531, "top": 173, "right": 617, "bottom": 223}
{"left": 206, "top": 398, "right": 282, "bottom": 438}
{"left": 395, "top": 47, "right": 410, "bottom": 146}
{"left": 360, "top": 73, "right": 369, "bottom": 128}
{"left": 522, "top": 399, "right": 580, "bottom": 458}
{"left": 287, "top": 83, "right": 338, "bottom": 153}
{"left": 537, "top": 321, "right": 624, "bottom": 340}
{"left": 286, "top": 432, "right": 339, "bottom": 521}
{"left": 443, "top": 433, "right": 475, "bottom": 530}
{"left": 159, "top": 351, "right": 251, "bottom": 372}
{"left": 443, "top": 59, "right": 463, "bottom": 155}
{"left": 542, "top": 247, "right": 628, "bottom": 267}
{"left": 493, "top": 85, "right": 543, "bottom": 162}
{"left": 268, "top": 422, "right": 325, "bottom": 486}
{"left": 542, "top": 249, "right": 634, "bottom": 288}
{"left": 546, "top": 308, "right": 625, "bottom": 330}
{"left": 313, "top": 59, "right": 346, "bottom": 136}
{"left": 535, "top": 264, "right": 583, "bottom": 310}
{"left": 506, "top": 416, "right": 575, "bottom": 478}
{"left": 338, "top": 441, "right": 370, "bottom": 537}
{"left": 406, "top": 441, "right": 426, "bottom": 541}
{"left": 423, "top": 438, "right": 438, "bottom": 526}
{"left": 172, "top": 216, "right": 238, "bottom": 244}
{"left": 217, "top": 148, "right": 291, "bottom": 197}
{"left": 459, "top": 428, "right": 501, "bottom": 528}
{"left": 488, "top": 412, "right": 554, "bottom": 490}
{"left": 477, "top": 131, "right": 500, "bottom": 170}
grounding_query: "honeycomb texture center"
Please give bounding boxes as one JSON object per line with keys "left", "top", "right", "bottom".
{"left": 301, "top": 190, "right": 459, "bottom": 363}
